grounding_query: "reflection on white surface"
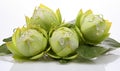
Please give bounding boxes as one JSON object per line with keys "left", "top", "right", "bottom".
{"left": 0, "top": 61, "right": 13, "bottom": 71}
{"left": 0, "top": 54, "right": 120, "bottom": 71}
{"left": 106, "top": 58, "right": 120, "bottom": 71}
{"left": 0, "top": 0, "right": 120, "bottom": 45}
{"left": 10, "top": 62, "right": 105, "bottom": 71}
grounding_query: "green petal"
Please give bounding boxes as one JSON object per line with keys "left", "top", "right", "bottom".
{"left": 25, "top": 16, "right": 30, "bottom": 26}
{"left": 30, "top": 52, "right": 44, "bottom": 60}
{"left": 75, "top": 9, "right": 83, "bottom": 28}
{"left": 74, "top": 26, "right": 85, "bottom": 44}
{"left": 6, "top": 41, "right": 23, "bottom": 57}
{"left": 47, "top": 48, "right": 61, "bottom": 59}
{"left": 80, "top": 9, "right": 93, "bottom": 26}
{"left": 103, "top": 20, "right": 112, "bottom": 34}
{"left": 95, "top": 20, "right": 112, "bottom": 43}
{"left": 56, "top": 8, "right": 62, "bottom": 24}
{"left": 39, "top": 4, "right": 53, "bottom": 12}
{"left": 3, "top": 37, "right": 12, "bottom": 42}
{"left": 12, "top": 28, "right": 21, "bottom": 47}
{"left": 63, "top": 53, "right": 78, "bottom": 60}
{"left": 27, "top": 24, "right": 48, "bottom": 39}
{"left": 57, "top": 45, "right": 74, "bottom": 57}
{"left": 47, "top": 53, "right": 61, "bottom": 59}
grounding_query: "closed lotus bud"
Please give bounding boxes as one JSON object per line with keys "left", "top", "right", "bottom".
{"left": 49, "top": 27, "right": 79, "bottom": 59}
{"left": 26, "top": 4, "right": 62, "bottom": 32}
{"left": 6, "top": 27, "right": 47, "bottom": 60}
{"left": 76, "top": 10, "right": 111, "bottom": 45}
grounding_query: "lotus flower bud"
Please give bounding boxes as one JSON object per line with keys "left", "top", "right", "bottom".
{"left": 6, "top": 27, "right": 47, "bottom": 60}
{"left": 26, "top": 4, "right": 61, "bottom": 32}
{"left": 49, "top": 27, "right": 79, "bottom": 59}
{"left": 76, "top": 10, "right": 111, "bottom": 45}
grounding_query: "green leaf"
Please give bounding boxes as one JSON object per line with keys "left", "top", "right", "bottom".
{"left": 0, "top": 44, "right": 11, "bottom": 55}
{"left": 0, "top": 37, "right": 12, "bottom": 56}
{"left": 76, "top": 45, "right": 109, "bottom": 59}
{"left": 73, "top": 57, "right": 93, "bottom": 63}
{"left": 76, "top": 38, "right": 120, "bottom": 60}
{"left": 98, "top": 38, "right": 120, "bottom": 48}
{"left": 3, "top": 37, "right": 12, "bottom": 42}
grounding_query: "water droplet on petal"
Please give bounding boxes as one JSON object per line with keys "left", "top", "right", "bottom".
{"left": 99, "top": 14, "right": 103, "bottom": 20}
{"left": 59, "top": 38, "right": 64, "bottom": 46}
{"left": 96, "top": 27, "right": 100, "bottom": 31}
{"left": 88, "top": 18, "right": 93, "bottom": 22}
{"left": 20, "top": 31, "right": 31, "bottom": 40}
{"left": 101, "top": 30, "right": 104, "bottom": 33}
{"left": 64, "top": 32, "right": 72, "bottom": 37}
{"left": 96, "top": 32, "right": 99, "bottom": 36}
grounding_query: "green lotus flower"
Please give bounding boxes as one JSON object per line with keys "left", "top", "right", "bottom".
{"left": 25, "top": 4, "right": 62, "bottom": 32}
{"left": 48, "top": 27, "right": 79, "bottom": 59}
{"left": 6, "top": 27, "right": 47, "bottom": 60}
{"left": 75, "top": 9, "right": 111, "bottom": 45}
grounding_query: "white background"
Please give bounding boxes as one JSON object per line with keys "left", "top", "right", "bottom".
{"left": 0, "top": 0, "right": 120, "bottom": 71}
{"left": 0, "top": 0, "right": 120, "bottom": 44}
